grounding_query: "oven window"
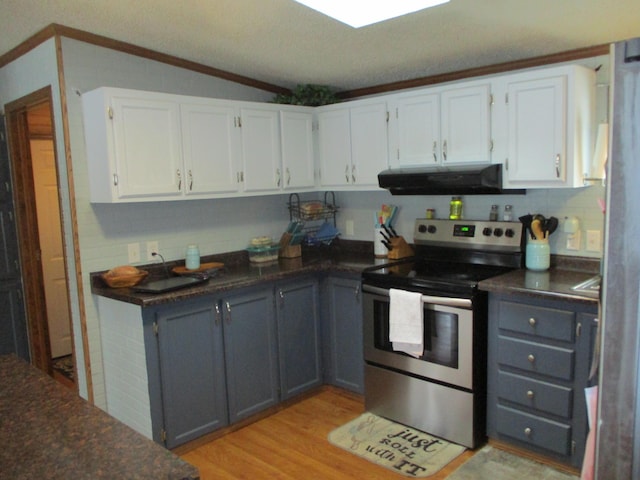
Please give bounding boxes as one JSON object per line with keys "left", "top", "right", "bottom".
{"left": 373, "top": 299, "right": 459, "bottom": 368}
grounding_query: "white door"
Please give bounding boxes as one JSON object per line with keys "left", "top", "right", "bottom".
{"left": 506, "top": 76, "right": 567, "bottom": 184}
{"left": 111, "top": 95, "right": 183, "bottom": 198}
{"left": 390, "top": 92, "right": 440, "bottom": 167}
{"left": 317, "top": 107, "right": 351, "bottom": 187}
{"left": 181, "top": 103, "right": 241, "bottom": 195}
{"left": 440, "top": 84, "right": 492, "bottom": 164}
{"left": 280, "top": 110, "right": 315, "bottom": 190}
{"left": 240, "top": 107, "right": 281, "bottom": 192}
{"left": 350, "top": 101, "right": 389, "bottom": 186}
{"left": 30, "top": 139, "right": 71, "bottom": 358}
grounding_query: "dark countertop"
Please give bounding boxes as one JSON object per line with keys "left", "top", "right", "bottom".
{"left": 479, "top": 258, "right": 600, "bottom": 306}
{"left": 91, "top": 241, "right": 381, "bottom": 307}
{"left": 0, "top": 354, "right": 199, "bottom": 480}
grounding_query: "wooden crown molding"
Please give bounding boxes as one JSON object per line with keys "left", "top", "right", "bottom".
{"left": 0, "top": 23, "right": 290, "bottom": 95}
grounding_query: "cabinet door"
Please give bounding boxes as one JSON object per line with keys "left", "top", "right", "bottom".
{"left": 440, "top": 84, "right": 492, "bottom": 164}
{"left": 240, "top": 107, "right": 281, "bottom": 192}
{"left": 350, "top": 101, "right": 389, "bottom": 186}
{"left": 390, "top": 92, "right": 440, "bottom": 167}
{"left": 326, "top": 276, "right": 364, "bottom": 394}
{"left": 180, "top": 102, "right": 241, "bottom": 195}
{"left": 506, "top": 76, "right": 567, "bottom": 184}
{"left": 222, "top": 287, "right": 279, "bottom": 423}
{"left": 276, "top": 278, "right": 322, "bottom": 399}
{"left": 111, "top": 95, "right": 183, "bottom": 198}
{"left": 156, "top": 297, "right": 227, "bottom": 448}
{"left": 280, "top": 110, "right": 315, "bottom": 190}
{"left": 317, "top": 107, "right": 352, "bottom": 187}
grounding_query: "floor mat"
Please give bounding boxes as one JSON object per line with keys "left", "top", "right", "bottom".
{"left": 52, "top": 355, "right": 74, "bottom": 382}
{"left": 447, "top": 445, "right": 579, "bottom": 480}
{"left": 328, "top": 412, "right": 466, "bottom": 477}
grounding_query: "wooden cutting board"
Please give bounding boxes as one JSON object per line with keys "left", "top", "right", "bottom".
{"left": 172, "top": 262, "right": 224, "bottom": 275}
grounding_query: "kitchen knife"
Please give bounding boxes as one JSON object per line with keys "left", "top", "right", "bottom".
{"left": 381, "top": 224, "right": 395, "bottom": 238}
{"left": 379, "top": 230, "right": 392, "bottom": 243}
{"left": 389, "top": 225, "right": 399, "bottom": 237}
{"left": 382, "top": 240, "right": 392, "bottom": 250}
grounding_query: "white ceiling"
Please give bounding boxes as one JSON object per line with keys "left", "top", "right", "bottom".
{"left": 1, "top": 0, "right": 639, "bottom": 92}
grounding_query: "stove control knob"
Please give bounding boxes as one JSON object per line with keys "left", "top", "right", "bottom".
{"left": 482, "top": 227, "right": 492, "bottom": 236}
{"left": 493, "top": 228, "right": 504, "bottom": 237}
{"left": 427, "top": 225, "right": 437, "bottom": 234}
{"left": 505, "top": 228, "right": 515, "bottom": 238}
{"left": 418, "top": 224, "right": 427, "bottom": 233}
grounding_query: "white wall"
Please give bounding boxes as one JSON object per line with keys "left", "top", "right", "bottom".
{"left": 0, "top": 39, "right": 88, "bottom": 399}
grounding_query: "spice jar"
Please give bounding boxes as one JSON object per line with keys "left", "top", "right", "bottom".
{"left": 490, "top": 205, "right": 499, "bottom": 221}
{"left": 503, "top": 205, "right": 513, "bottom": 221}
{"left": 449, "top": 197, "right": 463, "bottom": 220}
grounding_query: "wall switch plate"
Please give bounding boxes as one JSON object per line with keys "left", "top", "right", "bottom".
{"left": 127, "top": 243, "right": 140, "bottom": 263}
{"left": 566, "top": 231, "right": 581, "bottom": 251}
{"left": 146, "top": 241, "right": 159, "bottom": 261}
{"left": 586, "top": 230, "right": 602, "bottom": 252}
{"left": 345, "top": 219, "right": 355, "bottom": 236}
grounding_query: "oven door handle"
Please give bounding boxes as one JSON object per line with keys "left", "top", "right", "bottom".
{"left": 362, "top": 284, "right": 472, "bottom": 309}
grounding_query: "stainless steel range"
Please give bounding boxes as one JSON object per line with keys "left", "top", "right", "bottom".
{"left": 362, "top": 219, "right": 524, "bottom": 448}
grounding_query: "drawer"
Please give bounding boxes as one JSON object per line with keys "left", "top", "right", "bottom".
{"left": 497, "top": 371, "right": 573, "bottom": 418}
{"left": 498, "top": 336, "right": 575, "bottom": 381}
{"left": 496, "top": 405, "right": 572, "bottom": 456}
{"left": 499, "top": 301, "right": 575, "bottom": 342}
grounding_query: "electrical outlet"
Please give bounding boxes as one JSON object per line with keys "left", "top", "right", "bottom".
{"left": 345, "top": 219, "right": 355, "bottom": 236}
{"left": 127, "top": 243, "right": 140, "bottom": 263}
{"left": 146, "top": 241, "right": 159, "bottom": 261}
{"left": 566, "top": 231, "right": 581, "bottom": 251}
{"left": 586, "top": 230, "right": 602, "bottom": 252}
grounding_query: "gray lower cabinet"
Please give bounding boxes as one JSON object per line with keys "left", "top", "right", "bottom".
{"left": 487, "top": 293, "right": 598, "bottom": 468}
{"left": 276, "top": 277, "right": 322, "bottom": 400}
{"left": 146, "top": 295, "right": 228, "bottom": 449}
{"left": 323, "top": 274, "right": 364, "bottom": 394}
{"left": 222, "top": 285, "right": 280, "bottom": 423}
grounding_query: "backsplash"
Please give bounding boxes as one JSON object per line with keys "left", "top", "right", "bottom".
{"left": 335, "top": 184, "right": 606, "bottom": 259}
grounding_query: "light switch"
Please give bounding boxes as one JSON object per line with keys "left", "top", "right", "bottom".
{"left": 127, "top": 243, "right": 140, "bottom": 263}
{"left": 346, "top": 219, "right": 355, "bottom": 236}
{"left": 586, "top": 230, "right": 602, "bottom": 252}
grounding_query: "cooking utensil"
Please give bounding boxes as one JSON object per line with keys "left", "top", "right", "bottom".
{"left": 531, "top": 218, "right": 545, "bottom": 240}
{"left": 545, "top": 216, "right": 559, "bottom": 237}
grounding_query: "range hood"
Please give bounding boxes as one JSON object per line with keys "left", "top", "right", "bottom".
{"left": 378, "top": 164, "right": 525, "bottom": 195}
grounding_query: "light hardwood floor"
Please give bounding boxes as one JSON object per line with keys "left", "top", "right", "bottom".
{"left": 180, "top": 387, "right": 474, "bottom": 479}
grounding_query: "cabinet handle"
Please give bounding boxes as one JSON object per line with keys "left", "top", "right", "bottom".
{"left": 214, "top": 303, "right": 221, "bottom": 325}
{"left": 528, "top": 317, "right": 536, "bottom": 327}
{"left": 555, "top": 154, "right": 561, "bottom": 178}
{"left": 433, "top": 141, "right": 438, "bottom": 163}
{"left": 351, "top": 164, "right": 356, "bottom": 183}
{"left": 113, "top": 173, "right": 118, "bottom": 186}
{"left": 276, "top": 168, "right": 281, "bottom": 187}
{"left": 286, "top": 168, "right": 291, "bottom": 186}
{"left": 524, "top": 427, "right": 532, "bottom": 437}
{"left": 225, "top": 301, "right": 232, "bottom": 323}
{"left": 344, "top": 164, "right": 349, "bottom": 182}
{"left": 442, "top": 140, "right": 448, "bottom": 161}
{"left": 354, "top": 284, "right": 360, "bottom": 301}
{"left": 188, "top": 170, "right": 193, "bottom": 191}
{"left": 526, "top": 390, "right": 534, "bottom": 399}
{"left": 279, "top": 289, "right": 285, "bottom": 308}
{"left": 177, "top": 169, "right": 182, "bottom": 191}
{"left": 527, "top": 354, "right": 535, "bottom": 363}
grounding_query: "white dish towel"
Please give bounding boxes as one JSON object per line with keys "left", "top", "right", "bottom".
{"left": 389, "top": 288, "right": 424, "bottom": 358}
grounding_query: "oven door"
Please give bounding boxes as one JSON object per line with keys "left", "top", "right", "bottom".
{"left": 363, "top": 284, "right": 473, "bottom": 390}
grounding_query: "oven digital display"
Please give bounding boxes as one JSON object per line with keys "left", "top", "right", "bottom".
{"left": 453, "top": 225, "right": 476, "bottom": 237}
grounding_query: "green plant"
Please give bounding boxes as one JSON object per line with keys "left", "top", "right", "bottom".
{"left": 272, "top": 84, "right": 340, "bottom": 106}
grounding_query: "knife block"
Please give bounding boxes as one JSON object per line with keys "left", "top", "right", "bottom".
{"left": 279, "top": 244, "right": 301, "bottom": 258}
{"left": 387, "top": 236, "right": 414, "bottom": 260}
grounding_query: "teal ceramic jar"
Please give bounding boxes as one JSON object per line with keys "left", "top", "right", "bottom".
{"left": 526, "top": 239, "right": 550, "bottom": 271}
{"left": 185, "top": 244, "right": 200, "bottom": 270}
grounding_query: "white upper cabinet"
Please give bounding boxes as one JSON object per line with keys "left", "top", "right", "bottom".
{"left": 279, "top": 108, "right": 315, "bottom": 190}
{"left": 180, "top": 102, "right": 241, "bottom": 196}
{"left": 239, "top": 106, "right": 282, "bottom": 193}
{"left": 497, "top": 65, "right": 595, "bottom": 188}
{"left": 389, "top": 83, "right": 492, "bottom": 167}
{"left": 317, "top": 98, "right": 389, "bottom": 189}
{"left": 83, "top": 89, "right": 184, "bottom": 202}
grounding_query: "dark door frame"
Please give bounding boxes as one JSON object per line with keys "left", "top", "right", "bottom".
{"left": 5, "top": 86, "right": 76, "bottom": 386}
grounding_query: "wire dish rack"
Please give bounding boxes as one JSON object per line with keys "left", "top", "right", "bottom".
{"left": 287, "top": 192, "right": 339, "bottom": 246}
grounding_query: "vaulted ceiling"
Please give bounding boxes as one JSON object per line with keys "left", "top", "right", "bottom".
{"left": 1, "top": 0, "right": 639, "bottom": 92}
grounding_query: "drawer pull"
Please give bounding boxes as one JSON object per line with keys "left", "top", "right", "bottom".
{"left": 527, "top": 354, "right": 535, "bottom": 363}
{"left": 527, "top": 390, "right": 534, "bottom": 399}
{"left": 528, "top": 317, "right": 536, "bottom": 327}
{"left": 524, "top": 427, "right": 532, "bottom": 437}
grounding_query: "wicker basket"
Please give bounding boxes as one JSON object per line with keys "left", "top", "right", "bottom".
{"left": 101, "top": 270, "right": 148, "bottom": 288}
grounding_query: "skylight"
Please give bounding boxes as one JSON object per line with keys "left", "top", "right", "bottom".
{"left": 294, "top": 0, "right": 450, "bottom": 28}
